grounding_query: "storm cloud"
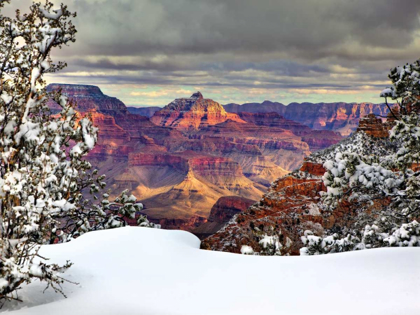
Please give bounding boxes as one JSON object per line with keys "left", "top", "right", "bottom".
{"left": 6, "top": 0, "right": 420, "bottom": 105}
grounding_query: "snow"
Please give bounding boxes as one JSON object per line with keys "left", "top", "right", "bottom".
{"left": 40, "top": 8, "right": 63, "bottom": 20}
{"left": 3, "top": 227, "right": 420, "bottom": 315}
{"left": 240, "top": 245, "right": 254, "bottom": 255}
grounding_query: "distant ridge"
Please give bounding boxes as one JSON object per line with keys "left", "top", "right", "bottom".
{"left": 127, "top": 100, "right": 390, "bottom": 135}
{"left": 127, "top": 106, "right": 161, "bottom": 117}
{"left": 224, "top": 101, "right": 389, "bottom": 136}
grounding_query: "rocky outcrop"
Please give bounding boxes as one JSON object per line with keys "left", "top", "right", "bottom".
{"left": 224, "top": 101, "right": 389, "bottom": 136}
{"left": 356, "top": 114, "right": 390, "bottom": 138}
{"left": 201, "top": 162, "right": 326, "bottom": 254}
{"left": 208, "top": 196, "right": 255, "bottom": 223}
{"left": 299, "top": 160, "right": 327, "bottom": 176}
{"left": 121, "top": 152, "right": 265, "bottom": 229}
{"left": 150, "top": 92, "right": 245, "bottom": 130}
{"left": 128, "top": 153, "right": 190, "bottom": 172}
{"left": 89, "top": 110, "right": 131, "bottom": 144}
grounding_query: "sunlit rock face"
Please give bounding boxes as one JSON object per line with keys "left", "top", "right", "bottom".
{"left": 356, "top": 113, "right": 390, "bottom": 138}
{"left": 150, "top": 92, "right": 245, "bottom": 130}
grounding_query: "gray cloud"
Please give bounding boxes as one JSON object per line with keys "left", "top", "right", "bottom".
{"left": 63, "top": 0, "right": 420, "bottom": 57}
{"left": 5, "top": 0, "right": 420, "bottom": 104}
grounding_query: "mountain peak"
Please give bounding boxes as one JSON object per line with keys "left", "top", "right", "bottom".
{"left": 151, "top": 93, "right": 249, "bottom": 130}
{"left": 191, "top": 91, "right": 203, "bottom": 99}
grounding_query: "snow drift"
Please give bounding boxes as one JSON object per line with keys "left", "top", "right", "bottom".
{"left": 3, "top": 227, "right": 420, "bottom": 315}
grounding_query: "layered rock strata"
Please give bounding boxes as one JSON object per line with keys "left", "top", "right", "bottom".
{"left": 224, "top": 101, "right": 389, "bottom": 136}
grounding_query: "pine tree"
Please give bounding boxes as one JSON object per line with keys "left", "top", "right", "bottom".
{"left": 0, "top": 0, "right": 155, "bottom": 300}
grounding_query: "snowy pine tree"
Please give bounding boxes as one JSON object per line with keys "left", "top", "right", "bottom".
{"left": 301, "top": 59, "right": 420, "bottom": 255}
{"left": 0, "top": 0, "right": 155, "bottom": 300}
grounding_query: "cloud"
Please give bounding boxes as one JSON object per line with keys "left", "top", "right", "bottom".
{"left": 5, "top": 0, "right": 420, "bottom": 105}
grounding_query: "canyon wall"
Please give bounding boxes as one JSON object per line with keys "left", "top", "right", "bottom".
{"left": 224, "top": 101, "right": 389, "bottom": 136}
{"left": 48, "top": 85, "right": 347, "bottom": 232}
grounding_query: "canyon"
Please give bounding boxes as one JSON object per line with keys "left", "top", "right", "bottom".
{"left": 48, "top": 84, "right": 366, "bottom": 235}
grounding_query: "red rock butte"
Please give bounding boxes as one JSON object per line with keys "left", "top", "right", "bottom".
{"left": 150, "top": 92, "right": 245, "bottom": 130}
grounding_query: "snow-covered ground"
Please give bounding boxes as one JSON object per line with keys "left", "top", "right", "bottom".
{"left": 3, "top": 227, "right": 420, "bottom": 315}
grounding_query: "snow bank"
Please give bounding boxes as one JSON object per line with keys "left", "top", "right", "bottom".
{"left": 3, "top": 227, "right": 420, "bottom": 315}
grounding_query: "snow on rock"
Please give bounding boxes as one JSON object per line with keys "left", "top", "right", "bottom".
{"left": 3, "top": 227, "right": 420, "bottom": 315}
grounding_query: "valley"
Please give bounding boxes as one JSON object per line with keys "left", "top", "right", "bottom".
{"left": 48, "top": 84, "right": 380, "bottom": 234}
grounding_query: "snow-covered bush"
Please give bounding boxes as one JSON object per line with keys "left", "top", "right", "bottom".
{"left": 258, "top": 234, "right": 283, "bottom": 256}
{"left": 240, "top": 232, "right": 292, "bottom": 256}
{"left": 240, "top": 245, "right": 254, "bottom": 255}
{"left": 303, "top": 59, "right": 420, "bottom": 255}
{"left": 0, "top": 0, "right": 155, "bottom": 301}
{"left": 300, "top": 221, "right": 420, "bottom": 255}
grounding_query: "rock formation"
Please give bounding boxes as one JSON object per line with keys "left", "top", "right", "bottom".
{"left": 47, "top": 84, "right": 128, "bottom": 115}
{"left": 356, "top": 113, "right": 390, "bottom": 138}
{"left": 150, "top": 92, "right": 245, "bottom": 130}
{"left": 224, "top": 101, "right": 389, "bottom": 136}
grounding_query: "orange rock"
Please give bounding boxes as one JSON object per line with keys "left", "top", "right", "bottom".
{"left": 150, "top": 92, "right": 246, "bottom": 130}
{"left": 300, "top": 161, "right": 326, "bottom": 176}
{"left": 356, "top": 114, "right": 390, "bottom": 138}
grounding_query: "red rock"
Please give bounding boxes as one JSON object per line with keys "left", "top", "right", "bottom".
{"left": 89, "top": 110, "right": 130, "bottom": 144}
{"left": 201, "top": 170, "right": 326, "bottom": 255}
{"left": 356, "top": 114, "right": 390, "bottom": 138}
{"left": 128, "top": 152, "right": 189, "bottom": 172}
{"left": 237, "top": 112, "right": 311, "bottom": 133}
{"left": 45, "top": 84, "right": 354, "bottom": 233}
{"left": 300, "top": 161, "right": 326, "bottom": 176}
{"left": 150, "top": 92, "right": 245, "bottom": 130}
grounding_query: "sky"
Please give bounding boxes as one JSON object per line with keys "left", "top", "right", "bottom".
{"left": 6, "top": 0, "right": 420, "bottom": 107}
